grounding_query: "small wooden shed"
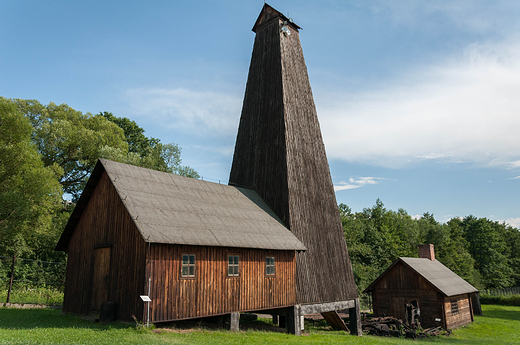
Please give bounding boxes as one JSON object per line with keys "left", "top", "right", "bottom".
{"left": 364, "top": 245, "right": 479, "bottom": 329}
{"left": 56, "top": 159, "right": 306, "bottom": 325}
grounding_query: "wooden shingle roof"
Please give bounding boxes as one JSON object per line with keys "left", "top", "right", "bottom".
{"left": 56, "top": 159, "right": 306, "bottom": 252}
{"left": 364, "top": 257, "right": 478, "bottom": 297}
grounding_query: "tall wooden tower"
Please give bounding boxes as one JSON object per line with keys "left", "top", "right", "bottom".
{"left": 230, "top": 4, "right": 360, "bottom": 334}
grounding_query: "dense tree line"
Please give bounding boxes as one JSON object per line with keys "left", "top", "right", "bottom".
{"left": 341, "top": 199, "right": 520, "bottom": 292}
{"left": 0, "top": 97, "right": 198, "bottom": 268}
{"left": 2, "top": 97, "right": 518, "bottom": 295}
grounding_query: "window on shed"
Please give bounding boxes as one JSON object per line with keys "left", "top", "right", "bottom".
{"left": 181, "top": 254, "right": 195, "bottom": 277}
{"left": 266, "top": 257, "right": 275, "bottom": 276}
{"left": 451, "top": 299, "right": 459, "bottom": 315}
{"left": 228, "top": 255, "right": 239, "bottom": 277}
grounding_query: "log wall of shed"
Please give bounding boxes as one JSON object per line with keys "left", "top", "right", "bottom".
{"left": 63, "top": 171, "right": 147, "bottom": 321}
{"left": 371, "top": 262, "right": 445, "bottom": 328}
{"left": 444, "top": 294, "right": 473, "bottom": 329}
{"left": 148, "top": 244, "right": 296, "bottom": 322}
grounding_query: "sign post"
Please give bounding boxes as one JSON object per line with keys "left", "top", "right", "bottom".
{"left": 140, "top": 295, "right": 152, "bottom": 327}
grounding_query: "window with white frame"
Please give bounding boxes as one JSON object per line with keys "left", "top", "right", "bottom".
{"left": 181, "top": 254, "right": 195, "bottom": 277}
{"left": 228, "top": 255, "right": 239, "bottom": 277}
{"left": 266, "top": 256, "right": 275, "bottom": 276}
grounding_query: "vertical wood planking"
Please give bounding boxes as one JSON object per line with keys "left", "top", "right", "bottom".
{"left": 63, "top": 171, "right": 147, "bottom": 321}
{"left": 148, "top": 244, "right": 296, "bottom": 321}
{"left": 228, "top": 6, "right": 358, "bottom": 306}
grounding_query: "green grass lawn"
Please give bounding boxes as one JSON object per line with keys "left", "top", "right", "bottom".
{"left": 0, "top": 305, "right": 518, "bottom": 344}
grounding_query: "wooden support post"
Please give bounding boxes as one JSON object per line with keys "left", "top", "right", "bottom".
{"left": 216, "top": 315, "right": 225, "bottom": 328}
{"left": 272, "top": 314, "right": 279, "bottom": 326}
{"left": 349, "top": 298, "right": 362, "bottom": 336}
{"left": 279, "top": 315, "right": 286, "bottom": 328}
{"left": 322, "top": 311, "right": 349, "bottom": 332}
{"left": 286, "top": 305, "right": 302, "bottom": 336}
{"left": 100, "top": 302, "right": 117, "bottom": 324}
{"left": 229, "top": 312, "right": 240, "bottom": 331}
{"left": 6, "top": 256, "right": 16, "bottom": 304}
{"left": 471, "top": 292, "right": 482, "bottom": 316}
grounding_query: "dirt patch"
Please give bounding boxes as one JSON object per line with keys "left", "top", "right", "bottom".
{"left": 2, "top": 303, "right": 62, "bottom": 309}
{"left": 153, "top": 328, "right": 199, "bottom": 334}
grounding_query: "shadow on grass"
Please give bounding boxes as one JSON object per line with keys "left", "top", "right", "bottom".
{"left": 1, "top": 308, "right": 289, "bottom": 335}
{"left": 478, "top": 306, "right": 520, "bottom": 322}
{"left": 0, "top": 307, "right": 131, "bottom": 331}
{"left": 155, "top": 316, "right": 288, "bottom": 334}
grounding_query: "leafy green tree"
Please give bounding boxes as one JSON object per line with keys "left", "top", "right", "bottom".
{"left": 11, "top": 99, "right": 128, "bottom": 200}
{"left": 342, "top": 199, "right": 517, "bottom": 291}
{"left": 504, "top": 224, "right": 520, "bottom": 286}
{"left": 341, "top": 199, "right": 421, "bottom": 292}
{"left": 99, "top": 111, "right": 155, "bottom": 156}
{"left": 420, "top": 215, "right": 482, "bottom": 289}
{"left": 99, "top": 112, "right": 200, "bottom": 178}
{"left": 0, "top": 98, "right": 62, "bottom": 257}
{"left": 340, "top": 204, "right": 381, "bottom": 292}
{"left": 461, "top": 216, "right": 512, "bottom": 289}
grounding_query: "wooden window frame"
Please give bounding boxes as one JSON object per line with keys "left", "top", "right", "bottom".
{"left": 451, "top": 299, "right": 459, "bottom": 315}
{"left": 228, "top": 255, "right": 240, "bottom": 277}
{"left": 181, "top": 254, "right": 196, "bottom": 278}
{"left": 265, "top": 256, "right": 275, "bottom": 276}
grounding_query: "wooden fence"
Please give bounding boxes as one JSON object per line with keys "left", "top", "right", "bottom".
{"left": 481, "top": 287, "right": 520, "bottom": 296}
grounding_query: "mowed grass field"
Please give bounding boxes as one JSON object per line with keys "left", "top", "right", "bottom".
{"left": 0, "top": 304, "right": 518, "bottom": 344}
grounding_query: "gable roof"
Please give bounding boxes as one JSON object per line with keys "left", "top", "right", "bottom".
{"left": 364, "top": 257, "right": 478, "bottom": 297}
{"left": 56, "top": 159, "right": 306, "bottom": 252}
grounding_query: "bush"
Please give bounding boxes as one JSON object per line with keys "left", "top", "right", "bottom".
{"left": 1, "top": 283, "right": 64, "bottom": 305}
{"left": 480, "top": 294, "right": 520, "bottom": 306}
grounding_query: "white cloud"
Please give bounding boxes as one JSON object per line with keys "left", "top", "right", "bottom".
{"left": 370, "top": 1, "right": 520, "bottom": 36}
{"left": 123, "top": 88, "right": 241, "bottom": 137}
{"left": 334, "top": 177, "right": 387, "bottom": 192}
{"left": 319, "top": 39, "right": 520, "bottom": 168}
{"left": 187, "top": 144, "right": 235, "bottom": 157}
{"left": 505, "top": 218, "right": 520, "bottom": 228}
{"left": 508, "top": 176, "right": 520, "bottom": 180}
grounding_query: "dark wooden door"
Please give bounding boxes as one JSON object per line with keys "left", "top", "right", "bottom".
{"left": 392, "top": 297, "right": 406, "bottom": 321}
{"left": 91, "top": 247, "right": 111, "bottom": 311}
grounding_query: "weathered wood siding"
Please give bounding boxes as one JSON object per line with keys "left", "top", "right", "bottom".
{"left": 229, "top": 7, "right": 357, "bottom": 305}
{"left": 444, "top": 294, "right": 473, "bottom": 329}
{"left": 63, "top": 171, "right": 147, "bottom": 321}
{"left": 148, "top": 244, "right": 296, "bottom": 322}
{"left": 371, "top": 262, "right": 444, "bottom": 328}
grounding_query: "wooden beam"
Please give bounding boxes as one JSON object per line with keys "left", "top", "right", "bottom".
{"left": 286, "top": 305, "right": 302, "bottom": 336}
{"left": 300, "top": 300, "right": 356, "bottom": 315}
{"left": 349, "top": 298, "right": 362, "bottom": 336}
{"left": 322, "top": 311, "right": 349, "bottom": 332}
{"left": 229, "top": 312, "right": 240, "bottom": 331}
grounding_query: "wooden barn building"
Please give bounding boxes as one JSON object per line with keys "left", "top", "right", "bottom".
{"left": 56, "top": 159, "right": 306, "bottom": 327}
{"left": 56, "top": 3, "right": 361, "bottom": 335}
{"left": 364, "top": 244, "right": 480, "bottom": 329}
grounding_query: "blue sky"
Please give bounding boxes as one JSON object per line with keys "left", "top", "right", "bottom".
{"left": 1, "top": 1, "right": 519, "bottom": 227}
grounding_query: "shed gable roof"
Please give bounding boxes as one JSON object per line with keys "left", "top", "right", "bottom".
{"left": 365, "top": 257, "right": 478, "bottom": 297}
{"left": 56, "top": 159, "right": 306, "bottom": 252}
